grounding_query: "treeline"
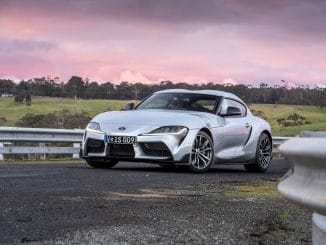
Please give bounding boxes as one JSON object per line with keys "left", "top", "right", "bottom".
{"left": 0, "top": 76, "right": 325, "bottom": 106}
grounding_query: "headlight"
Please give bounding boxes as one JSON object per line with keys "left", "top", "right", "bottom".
{"left": 148, "top": 126, "right": 188, "bottom": 135}
{"left": 86, "top": 122, "right": 103, "bottom": 133}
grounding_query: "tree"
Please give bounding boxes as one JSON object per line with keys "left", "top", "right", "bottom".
{"left": 0, "top": 79, "right": 15, "bottom": 94}
{"left": 25, "top": 93, "right": 32, "bottom": 106}
{"left": 115, "top": 82, "right": 134, "bottom": 99}
{"left": 100, "top": 82, "right": 115, "bottom": 99}
{"left": 1, "top": 77, "right": 325, "bottom": 107}
{"left": 14, "top": 92, "right": 25, "bottom": 103}
{"left": 84, "top": 82, "right": 100, "bottom": 99}
{"left": 65, "top": 76, "right": 85, "bottom": 99}
{"left": 14, "top": 81, "right": 32, "bottom": 105}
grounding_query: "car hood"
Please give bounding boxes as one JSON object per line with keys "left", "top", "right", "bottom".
{"left": 92, "top": 109, "right": 219, "bottom": 130}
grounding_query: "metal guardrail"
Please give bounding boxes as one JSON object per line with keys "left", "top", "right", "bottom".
{"left": 0, "top": 126, "right": 291, "bottom": 160}
{"left": 0, "top": 127, "right": 84, "bottom": 142}
{"left": 272, "top": 136, "right": 292, "bottom": 152}
{"left": 0, "top": 127, "right": 84, "bottom": 160}
{"left": 278, "top": 131, "right": 326, "bottom": 244}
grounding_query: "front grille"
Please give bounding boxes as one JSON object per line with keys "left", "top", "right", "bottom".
{"left": 86, "top": 139, "right": 105, "bottom": 154}
{"left": 140, "top": 142, "right": 171, "bottom": 158}
{"left": 108, "top": 144, "right": 135, "bottom": 157}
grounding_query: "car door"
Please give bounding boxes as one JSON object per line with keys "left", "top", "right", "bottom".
{"left": 218, "top": 98, "right": 252, "bottom": 149}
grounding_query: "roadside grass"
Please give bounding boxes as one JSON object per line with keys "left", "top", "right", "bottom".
{"left": 249, "top": 208, "right": 309, "bottom": 243}
{"left": 225, "top": 180, "right": 281, "bottom": 199}
{"left": 0, "top": 97, "right": 325, "bottom": 136}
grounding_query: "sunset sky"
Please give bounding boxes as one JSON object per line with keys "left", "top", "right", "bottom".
{"left": 0, "top": 0, "right": 326, "bottom": 85}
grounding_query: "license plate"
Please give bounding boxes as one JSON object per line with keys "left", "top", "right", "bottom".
{"left": 106, "top": 135, "right": 137, "bottom": 144}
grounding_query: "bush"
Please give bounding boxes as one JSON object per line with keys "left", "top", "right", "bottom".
{"left": 0, "top": 117, "right": 7, "bottom": 126}
{"left": 277, "top": 113, "right": 311, "bottom": 127}
{"left": 15, "top": 110, "right": 91, "bottom": 129}
{"left": 14, "top": 92, "right": 32, "bottom": 106}
{"left": 14, "top": 93, "right": 25, "bottom": 103}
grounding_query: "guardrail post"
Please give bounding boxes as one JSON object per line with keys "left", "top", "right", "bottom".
{"left": 73, "top": 143, "right": 80, "bottom": 159}
{"left": 277, "top": 132, "right": 326, "bottom": 244}
{"left": 39, "top": 143, "right": 46, "bottom": 160}
{"left": 0, "top": 142, "right": 3, "bottom": 161}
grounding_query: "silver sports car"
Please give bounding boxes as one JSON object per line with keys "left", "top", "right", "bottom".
{"left": 81, "top": 89, "right": 272, "bottom": 173}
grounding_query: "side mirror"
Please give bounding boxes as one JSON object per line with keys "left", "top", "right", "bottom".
{"left": 220, "top": 106, "right": 242, "bottom": 117}
{"left": 122, "top": 102, "right": 134, "bottom": 111}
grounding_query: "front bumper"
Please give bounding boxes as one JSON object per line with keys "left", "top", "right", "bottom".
{"left": 81, "top": 129, "right": 198, "bottom": 164}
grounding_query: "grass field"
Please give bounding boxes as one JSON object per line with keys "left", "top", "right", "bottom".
{"left": 248, "top": 104, "right": 326, "bottom": 136}
{"left": 0, "top": 97, "right": 136, "bottom": 126}
{"left": 0, "top": 97, "right": 325, "bottom": 136}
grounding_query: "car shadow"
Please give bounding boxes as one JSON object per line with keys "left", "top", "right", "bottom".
{"left": 92, "top": 163, "right": 248, "bottom": 174}
{"left": 80, "top": 159, "right": 289, "bottom": 175}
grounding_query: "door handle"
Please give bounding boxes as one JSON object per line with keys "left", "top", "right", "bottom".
{"left": 245, "top": 123, "right": 251, "bottom": 128}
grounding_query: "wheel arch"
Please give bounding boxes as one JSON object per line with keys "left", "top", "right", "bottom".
{"left": 199, "top": 127, "right": 213, "bottom": 141}
{"left": 262, "top": 130, "right": 272, "bottom": 145}
{"left": 245, "top": 129, "right": 272, "bottom": 172}
{"left": 246, "top": 129, "right": 272, "bottom": 164}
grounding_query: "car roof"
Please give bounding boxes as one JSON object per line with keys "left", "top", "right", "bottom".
{"left": 156, "top": 89, "right": 244, "bottom": 103}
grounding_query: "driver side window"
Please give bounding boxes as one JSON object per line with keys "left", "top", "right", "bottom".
{"left": 220, "top": 98, "right": 246, "bottom": 117}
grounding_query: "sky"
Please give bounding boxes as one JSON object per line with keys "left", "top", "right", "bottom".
{"left": 0, "top": 0, "right": 326, "bottom": 86}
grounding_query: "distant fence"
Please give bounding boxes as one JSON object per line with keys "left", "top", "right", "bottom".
{"left": 0, "top": 127, "right": 290, "bottom": 160}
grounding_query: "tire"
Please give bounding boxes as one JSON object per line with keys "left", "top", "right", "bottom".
{"left": 86, "top": 158, "right": 119, "bottom": 169}
{"left": 245, "top": 132, "right": 272, "bottom": 173}
{"left": 189, "top": 131, "right": 214, "bottom": 173}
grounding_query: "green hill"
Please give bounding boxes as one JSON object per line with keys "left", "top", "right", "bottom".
{"left": 0, "top": 97, "right": 325, "bottom": 136}
{"left": 248, "top": 104, "right": 326, "bottom": 136}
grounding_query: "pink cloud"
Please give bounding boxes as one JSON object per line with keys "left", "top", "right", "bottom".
{"left": 0, "top": 0, "right": 325, "bottom": 85}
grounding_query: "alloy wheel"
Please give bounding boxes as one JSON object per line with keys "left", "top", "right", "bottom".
{"left": 190, "top": 133, "right": 213, "bottom": 170}
{"left": 257, "top": 134, "right": 272, "bottom": 168}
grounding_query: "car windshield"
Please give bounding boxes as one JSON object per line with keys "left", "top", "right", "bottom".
{"left": 136, "top": 93, "right": 220, "bottom": 113}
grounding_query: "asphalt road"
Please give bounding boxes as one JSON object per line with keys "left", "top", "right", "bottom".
{"left": 0, "top": 160, "right": 311, "bottom": 244}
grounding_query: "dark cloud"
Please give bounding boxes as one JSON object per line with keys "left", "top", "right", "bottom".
{"left": 2, "top": 0, "right": 326, "bottom": 29}
{"left": 1, "top": 0, "right": 326, "bottom": 40}
{"left": 0, "top": 38, "right": 57, "bottom": 53}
